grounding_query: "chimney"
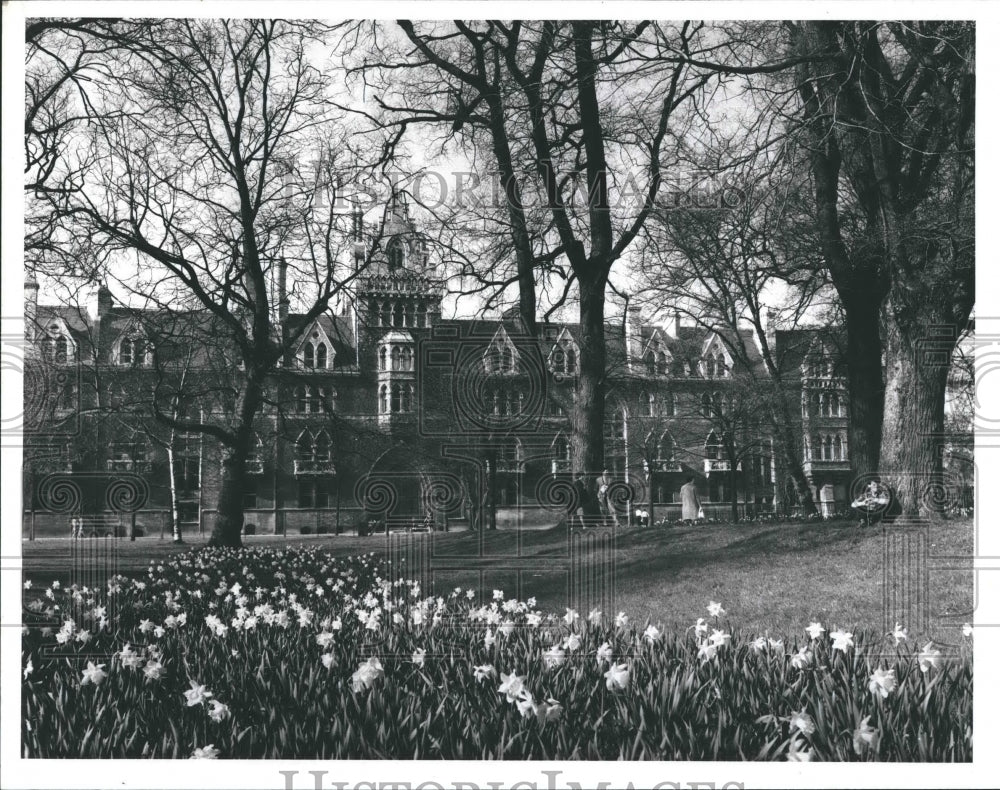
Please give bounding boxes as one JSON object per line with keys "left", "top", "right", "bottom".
{"left": 665, "top": 309, "right": 681, "bottom": 339}
{"left": 277, "top": 257, "right": 289, "bottom": 326}
{"left": 763, "top": 308, "right": 778, "bottom": 355}
{"left": 96, "top": 284, "right": 114, "bottom": 318}
{"left": 25, "top": 272, "right": 39, "bottom": 340}
{"left": 352, "top": 208, "right": 365, "bottom": 269}
{"left": 624, "top": 303, "right": 643, "bottom": 370}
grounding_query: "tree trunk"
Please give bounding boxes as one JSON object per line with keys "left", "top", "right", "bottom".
{"left": 211, "top": 445, "right": 251, "bottom": 547}
{"left": 729, "top": 461, "right": 739, "bottom": 523}
{"left": 843, "top": 293, "right": 885, "bottom": 480}
{"left": 647, "top": 469, "right": 656, "bottom": 527}
{"left": 879, "top": 314, "right": 951, "bottom": 518}
{"left": 573, "top": 275, "right": 607, "bottom": 516}
{"left": 166, "top": 436, "right": 182, "bottom": 543}
{"left": 209, "top": 378, "right": 263, "bottom": 547}
{"left": 771, "top": 395, "right": 819, "bottom": 516}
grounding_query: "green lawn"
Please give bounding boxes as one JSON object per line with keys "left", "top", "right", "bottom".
{"left": 21, "top": 517, "right": 973, "bottom": 642}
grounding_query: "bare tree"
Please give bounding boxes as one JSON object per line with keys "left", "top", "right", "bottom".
{"left": 348, "top": 21, "right": 728, "bottom": 508}
{"left": 31, "top": 19, "right": 381, "bottom": 546}
{"left": 635, "top": 158, "right": 826, "bottom": 515}
{"left": 788, "top": 21, "right": 974, "bottom": 516}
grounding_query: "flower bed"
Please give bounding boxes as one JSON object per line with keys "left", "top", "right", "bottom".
{"left": 21, "top": 547, "right": 972, "bottom": 760}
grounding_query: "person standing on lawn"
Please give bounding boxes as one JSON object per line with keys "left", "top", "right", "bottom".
{"left": 680, "top": 476, "right": 701, "bottom": 523}
{"left": 597, "top": 468, "right": 616, "bottom": 526}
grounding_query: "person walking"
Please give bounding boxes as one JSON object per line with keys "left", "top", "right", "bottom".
{"left": 597, "top": 469, "right": 615, "bottom": 526}
{"left": 680, "top": 476, "right": 701, "bottom": 523}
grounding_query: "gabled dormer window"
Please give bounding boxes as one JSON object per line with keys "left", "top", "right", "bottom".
{"left": 299, "top": 327, "right": 334, "bottom": 369}
{"left": 115, "top": 332, "right": 151, "bottom": 367}
{"left": 485, "top": 327, "right": 519, "bottom": 374}
{"left": 40, "top": 321, "right": 75, "bottom": 364}
{"left": 548, "top": 328, "right": 579, "bottom": 376}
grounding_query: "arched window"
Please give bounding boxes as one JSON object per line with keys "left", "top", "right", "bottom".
{"left": 391, "top": 383, "right": 402, "bottom": 413}
{"left": 706, "top": 356, "right": 716, "bottom": 378}
{"left": 404, "top": 385, "right": 414, "bottom": 412}
{"left": 295, "top": 386, "right": 307, "bottom": 413}
{"left": 303, "top": 342, "right": 315, "bottom": 368}
{"left": 716, "top": 353, "right": 727, "bottom": 377}
{"left": 296, "top": 431, "right": 312, "bottom": 460}
{"left": 609, "top": 409, "right": 626, "bottom": 441}
{"left": 705, "top": 430, "right": 721, "bottom": 460}
{"left": 55, "top": 336, "right": 69, "bottom": 364}
{"left": 812, "top": 434, "right": 821, "bottom": 461}
{"left": 834, "top": 434, "right": 843, "bottom": 461}
{"left": 118, "top": 338, "right": 133, "bottom": 366}
{"left": 315, "top": 343, "right": 327, "bottom": 369}
{"left": 379, "top": 384, "right": 388, "bottom": 414}
{"left": 501, "top": 346, "right": 514, "bottom": 373}
{"left": 391, "top": 347, "right": 402, "bottom": 371}
{"left": 404, "top": 303, "right": 415, "bottom": 328}
{"left": 401, "top": 347, "right": 413, "bottom": 371}
{"left": 658, "top": 432, "right": 674, "bottom": 466}
{"left": 701, "top": 393, "right": 712, "bottom": 418}
{"left": 664, "top": 390, "right": 675, "bottom": 417}
{"left": 387, "top": 237, "right": 404, "bottom": 271}
{"left": 416, "top": 303, "right": 427, "bottom": 328}
{"left": 553, "top": 435, "right": 570, "bottom": 465}
{"left": 309, "top": 385, "right": 322, "bottom": 413}
{"left": 713, "top": 391, "right": 723, "bottom": 415}
{"left": 314, "top": 431, "right": 331, "bottom": 462}
{"left": 643, "top": 391, "right": 655, "bottom": 417}
{"left": 392, "top": 302, "right": 403, "bottom": 328}
{"left": 379, "top": 302, "right": 391, "bottom": 326}
{"left": 643, "top": 352, "right": 655, "bottom": 374}
{"left": 379, "top": 346, "right": 387, "bottom": 371}
{"left": 566, "top": 348, "right": 576, "bottom": 374}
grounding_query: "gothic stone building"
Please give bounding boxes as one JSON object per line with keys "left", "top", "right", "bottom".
{"left": 22, "top": 206, "right": 852, "bottom": 537}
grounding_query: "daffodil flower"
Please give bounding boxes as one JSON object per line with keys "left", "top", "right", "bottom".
{"left": 789, "top": 710, "right": 816, "bottom": 736}
{"left": 208, "top": 700, "right": 230, "bottom": 723}
{"left": 80, "top": 661, "right": 107, "bottom": 686}
{"left": 852, "top": 715, "right": 878, "bottom": 755}
{"left": 643, "top": 624, "right": 663, "bottom": 644}
{"left": 604, "top": 662, "right": 629, "bottom": 691}
{"left": 707, "top": 601, "right": 725, "bottom": 618}
{"left": 498, "top": 671, "right": 525, "bottom": 701}
{"left": 830, "top": 629, "right": 854, "bottom": 652}
{"left": 190, "top": 744, "right": 220, "bottom": 759}
{"left": 596, "top": 641, "right": 613, "bottom": 666}
{"left": 184, "top": 680, "right": 213, "bottom": 706}
{"left": 805, "top": 622, "right": 825, "bottom": 640}
{"left": 473, "top": 664, "right": 495, "bottom": 683}
{"left": 543, "top": 645, "right": 566, "bottom": 668}
{"left": 918, "top": 642, "right": 942, "bottom": 673}
{"left": 868, "top": 667, "right": 898, "bottom": 698}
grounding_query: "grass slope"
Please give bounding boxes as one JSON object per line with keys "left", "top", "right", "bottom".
{"left": 22, "top": 518, "right": 973, "bottom": 640}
